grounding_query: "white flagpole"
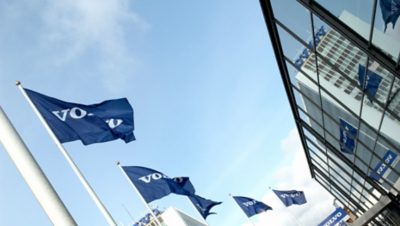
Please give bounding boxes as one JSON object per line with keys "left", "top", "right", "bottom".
{"left": 229, "top": 194, "right": 256, "bottom": 226}
{"left": 186, "top": 196, "right": 210, "bottom": 226}
{"left": 16, "top": 82, "right": 117, "bottom": 226}
{"left": 117, "top": 162, "right": 163, "bottom": 226}
{"left": 0, "top": 106, "right": 77, "bottom": 226}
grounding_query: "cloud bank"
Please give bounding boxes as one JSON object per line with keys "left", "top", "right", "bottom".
{"left": 40, "top": 0, "right": 148, "bottom": 93}
{"left": 246, "top": 128, "right": 335, "bottom": 226}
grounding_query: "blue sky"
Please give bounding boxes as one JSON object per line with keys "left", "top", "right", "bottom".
{"left": 0, "top": 0, "right": 336, "bottom": 225}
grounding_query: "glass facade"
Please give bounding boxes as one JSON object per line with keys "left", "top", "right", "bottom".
{"left": 261, "top": 0, "right": 400, "bottom": 225}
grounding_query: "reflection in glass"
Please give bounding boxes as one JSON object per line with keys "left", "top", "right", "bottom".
{"left": 373, "top": 0, "right": 400, "bottom": 62}
{"left": 315, "top": 0, "right": 375, "bottom": 40}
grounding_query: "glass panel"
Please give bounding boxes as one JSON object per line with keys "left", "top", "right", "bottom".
{"left": 313, "top": 16, "right": 367, "bottom": 117}
{"left": 315, "top": 0, "right": 375, "bottom": 41}
{"left": 381, "top": 76, "right": 400, "bottom": 152}
{"left": 372, "top": 1, "right": 400, "bottom": 62}
{"left": 386, "top": 77, "right": 400, "bottom": 124}
{"left": 308, "top": 141, "right": 328, "bottom": 168}
{"left": 371, "top": 137, "right": 400, "bottom": 193}
{"left": 271, "top": 0, "right": 312, "bottom": 42}
{"left": 299, "top": 107, "right": 324, "bottom": 135}
{"left": 326, "top": 149, "right": 354, "bottom": 181}
{"left": 293, "top": 87, "right": 323, "bottom": 126}
{"left": 287, "top": 59, "right": 319, "bottom": 90}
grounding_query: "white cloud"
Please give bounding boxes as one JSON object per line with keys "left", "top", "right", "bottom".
{"left": 40, "top": 0, "right": 149, "bottom": 93}
{"left": 246, "top": 128, "right": 335, "bottom": 226}
{"left": 280, "top": 128, "right": 301, "bottom": 154}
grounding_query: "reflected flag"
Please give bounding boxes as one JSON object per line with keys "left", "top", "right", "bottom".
{"left": 189, "top": 194, "right": 222, "bottom": 219}
{"left": 232, "top": 196, "right": 272, "bottom": 218}
{"left": 318, "top": 207, "right": 349, "bottom": 226}
{"left": 295, "top": 58, "right": 304, "bottom": 69}
{"left": 339, "top": 118, "right": 358, "bottom": 154}
{"left": 379, "top": 0, "right": 400, "bottom": 31}
{"left": 370, "top": 149, "right": 398, "bottom": 181}
{"left": 316, "top": 26, "right": 326, "bottom": 37}
{"left": 358, "top": 64, "right": 383, "bottom": 102}
{"left": 301, "top": 48, "right": 309, "bottom": 59}
{"left": 24, "top": 88, "right": 135, "bottom": 145}
{"left": 273, "top": 189, "right": 307, "bottom": 207}
{"left": 121, "top": 166, "right": 195, "bottom": 202}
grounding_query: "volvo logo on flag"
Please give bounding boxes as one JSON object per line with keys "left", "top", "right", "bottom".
{"left": 232, "top": 196, "right": 272, "bottom": 217}
{"left": 52, "top": 107, "right": 124, "bottom": 129}
{"left": 24, "top": 88, "right": 135, "bottom": 145}
{"left": 272, "top": 189, "right": 307, "bottom": 207}
{"left": 138, "top": 173, "right": 169, "bottom": 183}
{"left": 122, "top": 166, "right": 196, "bottom": 203}
{"left": 242, "top": 200, "right": 258, "bottom": 207}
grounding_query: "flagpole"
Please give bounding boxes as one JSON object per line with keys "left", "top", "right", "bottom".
{"left": 187, "top": 196, "right": 210, "bottom": 226}
{"left": 117, "top": 162, "right": 163, "bottom": 226}
{"left": 0, "top": 106, "right": 77, "bottom": 226}
{"left": 229, "top": 194, "right": 256, "bottom": 226}
{"left": 16, "top": 82, "right": 117, "bottom": 226}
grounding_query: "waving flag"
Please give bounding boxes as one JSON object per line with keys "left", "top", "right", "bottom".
{"left": 358, "top": 65, "right": 383, "bottom": 102}
{"left": 24, "top": 88, "right": 135, "bottom": 145}
{"left": 232, "top": 196, "right": 272, "bottom": 217}
{"left": 171, "top": 177, "right": 196, "bottom": 196}
{"left": 121, "top": 166, "right": 195, "bottom": 202}
{"left": 380, "top": 0, "right": 400, "bottom": 31}
{"left": 189, "top": 194, "right": 222, "bottom": 219}
{"left": 273, "top": 190, "right": 307, "bottom": 207}
{"left": 339, "top": 118, "right": 358, "bottom": 154}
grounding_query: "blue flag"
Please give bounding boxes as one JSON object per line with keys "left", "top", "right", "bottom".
{"left": 273, "top": 190, "right": 307, "bottom": 207}
{"left": 25, "top": 88, "right": 135, "bottom": 145}
{"left": 294, "top": 58, "right": 304, "bottom": 69}
{"left": 316, "top": 26, "right": 326, "bottom": 37}
{"left": 188, "top": 194, "right": 222, "bottom": 219}
{"left": 318, "top": 207, "right": 349, "bottom": 226}
{"left": 171, "top": 177, "right": 196, "bottom": 196}
{"left": 122, "top": 166, "right": 195, "bottom": 202}
{"left": 232, "top": 196, "right": 272, "bottom": 218}
{"left": 370, "top": 150, "right": 398, "bottom": 181}
{"left": 380, "top": 0, "right": 400, "bottom": 31}
{"left": 301, "top": 48, "right": 309, "bottom": 59}
{"left": 358, "top": 65, "right": 383, "bottom": 102}
{"left": 339, "top": 118, "right": 358, "bottom": 154}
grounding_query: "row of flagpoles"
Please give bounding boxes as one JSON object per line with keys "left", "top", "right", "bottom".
{"left": 0, "top": 82, "right": 308, "bottom": 226}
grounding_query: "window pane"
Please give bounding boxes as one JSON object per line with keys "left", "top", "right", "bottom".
{"left": 315, "top": 0, "right": 375, "bottom": 41}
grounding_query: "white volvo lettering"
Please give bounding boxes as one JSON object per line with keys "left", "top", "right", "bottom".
{"left": 52, "top": 107, "right": 88, "bottom": 121}
{"left": 323, "top": 212, "right": 342, "bottom": 226}
{"left": 243, "top": 201, "right": 256, "bottom": 207}
{"left": 138, "top": 173, "right": 168, "bottom": 183}
{"left": 52, "top": 109, "right": 70, "bottom": 121}
{"left": 52, "top": 108, "right": 124, "bottom": 129}
{"left": 280, "top": 193, "right": 300, "bottom": 198}
{"left": 69, "top": 107, "right": 87, "bottom": 119}
{"left": 106, "top": 119, "right": 123, "bottom": 129}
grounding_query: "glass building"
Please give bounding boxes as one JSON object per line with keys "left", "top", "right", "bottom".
{"left": 259, "top": 0, "right": 400, "bottom": 225}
